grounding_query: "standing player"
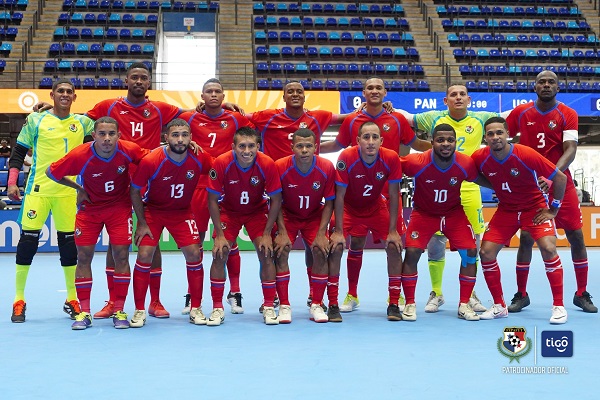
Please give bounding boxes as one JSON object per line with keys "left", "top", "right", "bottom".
{"left": 472, "top": 117, "right": 568, "bottom": 324}
{"left": 328, "top": 122, "right": 404, "bottom": 321}
{"left": 207, "top": 127, "right": 282, "bottom": 326}
{"left": 47, "top": 117, "right": 147, "bottom": 329}
{"left": 506, "top": 71, "right": 597, "bottom": 313}
{"left": 399, "top": 84, "right": 498, "bottom": 313}
{"left": 7, "top": 79, "right": 94, "bottom": 322}
{"left": 273, "top": 128, "right": 336, "bottom": 323}
{"left": 129, "top": 119, "right": 212, "bottom": 327}
{"left": 179, "top": 78, "right": 254, "bottom": 315}
{"left": 400, "top": 124, "right": 485, "bottom": 322}
{"left": 321, "top": 77, "right": 430, "bottom": 312}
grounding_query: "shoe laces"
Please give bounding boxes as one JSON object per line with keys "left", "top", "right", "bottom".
{"left": 101, "top": 301, "right": 114, "bottom": 310}
{"left": 13, "top": 300, "right": 25, "bottom": 314}
{"left": 68, "top": 300, "right": 82, "bottom": 313}
{"left": 152, "top": 300, "right": 165, "bottom": 311}
{"left": 133, "top": 310, "right": 145, "bottom": 319}
{"left": 582, "top": 291, "right": 593, "bottom": 301}
{"left": 75, "top": 312, "right": 89, "bottom": 321}
{"left": 114, "top": 311, "right": 127, "bottom": 320}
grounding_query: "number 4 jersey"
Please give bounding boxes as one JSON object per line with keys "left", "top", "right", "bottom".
{"left": 131, "top": 146, "right": 213, "bottom": 211}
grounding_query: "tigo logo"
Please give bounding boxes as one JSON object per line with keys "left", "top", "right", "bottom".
{"left": 541, "top": 331, "right": 573, "bottom": 357}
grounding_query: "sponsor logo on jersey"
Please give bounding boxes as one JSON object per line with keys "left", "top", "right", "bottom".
{"left": 221, "top": 121, "right": 228, "bottom": 129}
{"left": 426, "top": 179, "right": 435, "bottom": 183}
{"left": 27, "top": 209, "right": 37, "bottom": 219}
{"left": 69, "top": 124, "right": 77, "bottom": 132}
{"left": 382, "top": 123, "right": 390, "bottom": 132}
{"left": 92, "top": 173, "right": 103, "bottom": 178}
{"left": 250, "top": 176, "right": 260, "bottom": 186}
{"left": 288, "top": 184, "right": 298, "bottom": 188}
{"left": 186, "top": 170, "right": 195, "bottom": 180}
{"left": 143, "top": 109, "right": 151, "bottom": 118}
{"left": 548, "top": 120, "right": 557, "bottom": 130}
{"left": 162, "top": 176, "right": 173, "bottom": 181}
{"left": 117, "top": 165, "right": 126, "bottom": 174}
{"left": 465, "top": 125, "right": 473, "bottom": 134}
{"left": 312, "top": 181, "right": 321, "bottom": 190}
{"left": 119, "top": 111, "right": 129, "bottom": 115}
{"left": 527, "top": 121, "right": 535, "bottom": 126}
{"left": 375, "top": 171, "right": 385, "bottom": 180}
{"left": 355, "top": 174, "right": 365, "bottom": 178}
{"left": 230, "top": 180, "right": 239, "bottom": 184}
{"left": 336, "top": 160, "right": 346, "bottom": 171}
{"left": 209, "top": 169, "right": 217, "bottom": 180}
{"left": 299, "top": 122, "right": 307, "bottom": 129}
{"left": 510, "top": 168, "right": 520, "bottom": 177}
{"left": 449, "top": 177, "right": 458, "bottom": 186}
{"left": 198, "top": 122, "right": 207, "bottom": 126}
{"left": 497, "top": 327, "right": 532, "bottom": 363}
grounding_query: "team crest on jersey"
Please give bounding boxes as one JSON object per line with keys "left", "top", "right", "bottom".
{"left": 299, "top": 122, "right": 308, "bottom": 129}
{"left": 186, "top": 170, "right": 195, "bottom": 180}
{"left": 117, "top": 165, "right": 126, "bottom": 174}
{"left": 250, "top": 176, "right": 260, "bottom": 186}
{"left": 449, "top": 177, "right": 458, "bottom": 186}
{"left": 382, "top": 123, "right": 390, "bottom": 132}
{"left": 26, "top": 209, "right": 37, "bottom": 219}
{"left": 410, "top": 231, "right": 419, "bottom": 239}
{"left": 375, "top": 171, "right": 385, "bottom": 180}
{"left": 312, "top": 181, "right": 321, "bottom": 190}
{"left": 209, "top": 169, "right": 217, "bottom": 180}
{"left": 465, "top": 126, "right": 473, "bottom": 134}
{"left": 220, "top": 222, "right": 227, "bottom": 230}
{"left": 69, "top": 124, "right": 77, "bottom": 132}
{"left": 336, "top": 160, "right": 346, "bottom": 171}
{"left": 548, "top": 120, "right": 557, "bottom": 130}
{"left": 143, "top": 109, "right": 151, "bottom": 118}
{"left": 510, "top": 168, "right": 520, "bottom": 177}
{"left": 221, "top": 121, "right": 228, "bottom": 129}
{"left": 75, "top": 228, "right": 81, "bottom": 236}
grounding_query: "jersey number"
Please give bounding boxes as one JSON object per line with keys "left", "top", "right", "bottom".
{"left": 536, "top": 132, "right": 545, "bottom": 148}
{"left": 170, "top": 184, "right": 184, "bottom": 198}
{"left": 363, "top": 185, "right": 373, "bottom": 197}
{"left": 298, "top": 195, "right": 310, "bottom": 209}
{"left": 208, "top": 132, "right": 217, "bottom": 147}
{"left": 105, "top": 181, "right": 115, "bottom": 192}
{"left": 240, "top": 191, "right": 250, "bottom": 204}
{"left": 185, "top": 219, "right": 200, "bottom": 235}
{"left": 130, "top": 122, "right": 144, "bottom": 138}
{"left": 456, "top": 137, "right": 465, "bottom": 152}
{"left": 501, "top": 182, "right": 512, "bottom": 193}
{"left": 433, "top": 189, "right": 448, "bottom": 203}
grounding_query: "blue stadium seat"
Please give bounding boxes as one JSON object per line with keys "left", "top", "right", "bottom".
{"left": 113, "top": 60, "right": 126, "bottom": 72}
{"left": 93, "top": 27, "right": 104, "bottom": 39}
{"left": 271, "top": 79, "right": 283, "bottom": 90}
{"left": 97, "top": 78, "right": 109, "bottom": 89}
{"left": 44, "top": 60, "right": 57, "bottom": 72}
{"left": 103, "top": 43, "right": 115, "bottom": 54}
{"left": 133, "top": 29, "right": 145, "bottom": 39}
{"left": 86, "top": 60, "right": 98, "bottom": 71}
{"left": 39, "top": 77, "right": 53, "bottom": 89}
{"left": 256, "top": 62, "right": 268, "bottom": 74}
{"left": 83, "top": 77, "right": 96, "bottom": 88}
{"left": 117, "top": 44, "right": 128, "bottom": 55}
{"left": 120, "top": 29, "right": 131, "bottom": 39}
{"left": 100, "top": 60, "right": 112, "bottom": 71}
{"left": 90, "top": 43, "right": 102, "bottom": 54}
{"left": 106, "top": 28, "right": 118, "bottom": 39}
{"left": 257, "top": 79, "right": 269, "bottom": 90}
{"left": 269, "top": 62, "right": 281, "bottom": 73}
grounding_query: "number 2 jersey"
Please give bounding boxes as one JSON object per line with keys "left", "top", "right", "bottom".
{"left": 401, "top": 150, "right": 478, "bottom": 216}
{"left": 131, "top": 146, "right": 213, "bottom": 211}
{"left": 335, "top": 146, "right": 403, "bottom": 217}
{"left": 207, "top": 151, "right": 282, "bottom": 214}
{"left": 17, "top": 111, "right": 94, "bottom": 197}
{"left": 86, "top": 97, "right": 182, "bottom": 150}
{"left": 275, "top": 155, "right": 336, "bottom": 220}
{"left": 48, "top": 140, "right": 148, "bottom": 211}
{"left": 471, "top": 143, "right": 560, "bottom": 212}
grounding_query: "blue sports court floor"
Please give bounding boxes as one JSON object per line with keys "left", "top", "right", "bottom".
{"left": 0, "top": 248, "right": 597, "bottom": 399}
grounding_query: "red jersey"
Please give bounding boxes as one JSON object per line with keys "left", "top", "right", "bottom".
{"left": 180, "top": 109, "right": 253, "bottom": 189}
{"left": 401, "top": 150, "right": 478, "bottom": 216}
{"left": 471, "top": 144, "right": 560, "bottom": 212}
{"left": 86, "top": 97, "right": 182, "bottom": 150}
{"left": 48, "top": 140, "right": 147, "bottom": 211}
{"left": 335, "top": 110, "right": 416, "bottom": 154}
{"left": 131, "top": 147, "right": 212, "bottom": 211}
{"left": 335, "top": 146, "right": 403, "bottom": 217}
{"left": 207, "top": 151, "right": 282, "bottom": 213}
{"left": 506, "top": 101, "right": 578, "bottom": 181}
{"left": 276, "top": 155, "right": 336, "bottom": 219}
{"left": 250, "top": 109, "right": 333, "bottom": 160}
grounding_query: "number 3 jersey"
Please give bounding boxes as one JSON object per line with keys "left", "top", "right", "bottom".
{"left": 87, "top": 97, "right": 182, "bottom": 150}
{"left": 401, "top": 150, "right": 478, "bottom": 216}
{"left": 131, "top": 146, "right": 213, "bottom": 211}
{"left": 48, "top": 140, "right": 147, "bottom": 211}
{"left": 335, "top": 146, "right": 402, "bottom": 217}
{"left": 207, "top": 151, "right": 282, "bottom": 214}
{"left": 471, "top": 143, "right": 560, "bottom": 212}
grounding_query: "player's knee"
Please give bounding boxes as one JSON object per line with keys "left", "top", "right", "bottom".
{"left": 519, "top": 231, "right": 535, "bottom": 248}
{"left": 57, "top": 231, "right": 77, "bottom": 266}
{"left": 458, "top": 248, "right": 478, "bottom": 267}
{"left": 16, "top": 230, "right": 41, "bottom": 265}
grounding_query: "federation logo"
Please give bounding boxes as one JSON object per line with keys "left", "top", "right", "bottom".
{"left": 465, "top": 125, "right": 473, "bottom": 134}
{"left": 382, "top": 123, "right": 390, "bottom": 132}
{"left": 186, "top": 170, "right": 195, "bottom": 180}
{"left": 410, "top": 231, "right": 419, "bottom": 239}
{"left": 143, "top": 109, "right": 151, "bottom": 118}
{"left": 220, "top": 222, "right": 227, "bottom": 230}
{"left": 250, "top": 176, "right": 260, "bottom": 186}
{"left": 375, "top": 171, "right": 385, "bottom": 180}
{"left": 221, "top": 121, "right": 228, "bottom": 129}
{"left": 336, "top": 160, "right": 346, "bottom": 171}
{"left": 75, "top": 228, "right": 81, "bottom": 236}
{"left": 497, "top": 327, "right": 532, "bottom": 363}
{"left": 510, "top": 168, "right": 520, "bottom": 177}
{"left": 69, "top": 124, "right": 77, "bottom": 132}
{"left": 299, "top": 122, "right": 307, "bottom": 129}
{"left": 26, "top": 209, "right": 37, "bottom": 219}
{"left": 449, "top": 177, "right": 458, "bottom": 186}
{"left": 117, "top": 165, "right": 126, "bottom": 174}
{"left": 209, "top": 169, "right": 217, "bottom": 180}
{"left": 548, "top": 120, "right": 557, "bottom": 130}
{"left": 312, "top": 181, "right": 321, "bottom": 190}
